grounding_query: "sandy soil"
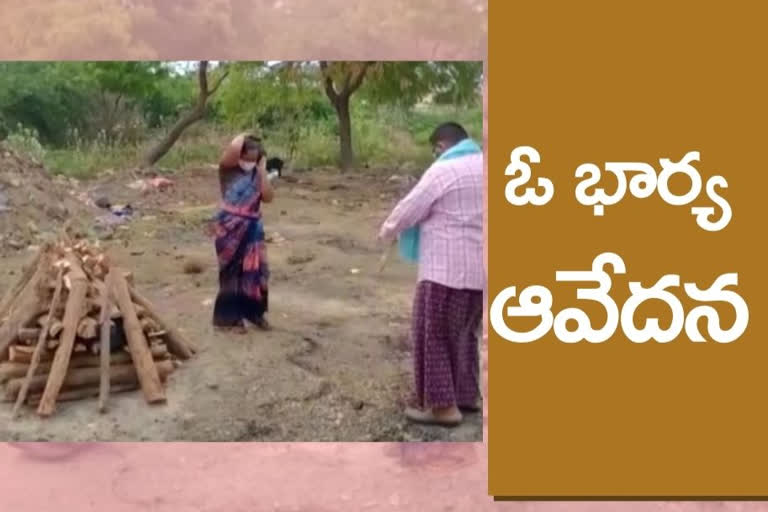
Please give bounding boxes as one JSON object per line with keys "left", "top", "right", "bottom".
{"left": 0, "top": 166, "right": 483, "bottom": 442}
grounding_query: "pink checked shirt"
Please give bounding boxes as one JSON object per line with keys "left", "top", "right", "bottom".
{"left": 380, "top": 153, "right": 484, "bottom": 291}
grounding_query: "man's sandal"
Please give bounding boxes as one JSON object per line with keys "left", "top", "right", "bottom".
{"left": 404, "top": 407, "right": 462, "bottom": 427}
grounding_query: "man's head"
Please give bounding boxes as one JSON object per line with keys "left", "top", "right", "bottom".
{"left": 429, "top": 122, "right": 469, "bottom": 158}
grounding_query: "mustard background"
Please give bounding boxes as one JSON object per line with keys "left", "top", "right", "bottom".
{"left": 489, "top": 0, "right": 768, "bottom": 497}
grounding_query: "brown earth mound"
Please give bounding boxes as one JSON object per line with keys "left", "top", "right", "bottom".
{"left": 0, "top": 143, "right": 94, "bottom": 255}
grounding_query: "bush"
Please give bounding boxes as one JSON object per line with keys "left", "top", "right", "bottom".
{"left": 41, "top": 100, "right": 483, "bottom": 178}
{"left": 4, "top": 124, "right": 46, "bottom": 162}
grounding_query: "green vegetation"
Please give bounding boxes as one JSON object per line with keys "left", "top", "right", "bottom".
{"left": 0, "top": 61, "right": 482, "bottom": 178}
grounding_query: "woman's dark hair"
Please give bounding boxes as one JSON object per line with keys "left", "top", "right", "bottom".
{"left": 242, "top": 135, "right": 266, "bottom": 161}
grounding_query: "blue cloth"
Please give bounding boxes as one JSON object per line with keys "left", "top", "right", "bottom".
{"left": 398, "top": 138, "right": 482, "bottom": 263}
{"left": 435, "top": 138, "right": 483, "bottom": 162}
{"left": 398, "top": 226, "right": 421, "bottom": 263}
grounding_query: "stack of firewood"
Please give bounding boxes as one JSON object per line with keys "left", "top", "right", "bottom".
{"left": 0, "top": 236, "right": 197, "bottom": 417}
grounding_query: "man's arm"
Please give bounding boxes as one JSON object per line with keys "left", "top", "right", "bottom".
{"left": 378, "top": 166, "right": 447, "bottom": 242}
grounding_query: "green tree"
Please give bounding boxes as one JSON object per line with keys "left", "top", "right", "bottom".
{"left": 0, "top": 62, "right": 92, "bottom": 145}
{"left": 143, "top": 61, "right": 229, "bottom": 166}
{"left": 77, "top": 62, "right": 167, "bottom": 142}
{"left": 317, "top": 61, "right": 482, "bottom": 170}
{"left": 216, "top": 62, "right": 332, "bottom": 162}
{"left": 318, "top": 62, "right": 373, "bottom": 170}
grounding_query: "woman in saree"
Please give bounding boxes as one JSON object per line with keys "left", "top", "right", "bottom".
{"left": 212, "top": 134, "right": 275, "bottom": 332}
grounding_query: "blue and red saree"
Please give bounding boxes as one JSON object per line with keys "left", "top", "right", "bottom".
{"left": 212, "top": 170, "right": 270, "bottom": 328}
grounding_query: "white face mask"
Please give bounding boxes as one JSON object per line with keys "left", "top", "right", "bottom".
{"left": 239, "top": 160, "right": 256, "bottom": 171}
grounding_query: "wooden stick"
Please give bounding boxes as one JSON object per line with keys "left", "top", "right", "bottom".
{"left": 5, "top": 360, "right": 174, "bottom": 403}
{"left": 0, "top": 345, "right": 169, "bottom": 368}
{"left": 377, "top": 242, "right": 395, "bottom": 274}
{"left": 26, "top": 383, "right": 138, "bottom": 407}
{"left": 7, "top": 345, "right": 35, "bottom": 363}
{"left": 0, "top": 346, "right": 169, "bottom": 381}
{"left": 110, "top": 270, "right": 166, "bottom": 405}
{"left": 76, "top": 317, "right": 98, "bottom": 340}
{"left": 0, "top": 247, "right": 43, "bottom": 321}
{"left": 0, "top": 250, "right": 52, "bottom": 360}
{"left": 36, "top": 255, "right": 89, "bottom": 417}
{"left": 16, "top": 328, "right": 42, "bottom": 343}
{"left": 98, "top": 269, "right": 114, "bottom": 413}
{"left": 12, "top": 268, "right": 64, "bottom": 419}
{"left": 49, "top": 320, "right": 64, "bottom": 338}
{"left": 129, "top": 288, "right": 196, "bottom": 359}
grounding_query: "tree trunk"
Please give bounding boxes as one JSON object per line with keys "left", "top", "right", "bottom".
{"left": 142, "top": 60, "right": 228, "bottom": 167}
{"left": 143, "top": 108, "right": 204, "bottom": 166}
{"left": 319, "top": 61, "right": 373, "bottom": 173}
{"left": 334, "top": 95, "right": 354, "bottom": 171}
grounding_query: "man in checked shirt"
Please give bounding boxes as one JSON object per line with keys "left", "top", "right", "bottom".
{"left": 379, "top": 122, "right": 484, "bottom": 426}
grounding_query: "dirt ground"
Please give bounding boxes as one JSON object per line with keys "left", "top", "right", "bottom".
{"left": 0, "top": 165, "right": 483, "bottom": 442}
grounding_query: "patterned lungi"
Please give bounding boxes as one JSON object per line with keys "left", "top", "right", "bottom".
{"left": 410, "top": 280, "right": 483, "bottom": 409}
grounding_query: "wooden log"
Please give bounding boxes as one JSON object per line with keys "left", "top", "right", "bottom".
{"left": 150, "top": 344, "right": 169, "bottom": 357}
{"left": 49, "top": 302, "right": 66, "bottom": 319}
{"left": 8, "top": 345, "right": 35, "bottom": 362}
{"left": 0, "top": 250, "right": 52, "bottom": 360}
{"left": 84, "top": 299, "right": 100, "bottom": 316}
{"left": 148, "top": 342, "right": 168, "bottom": 354}
{"left": 98, "top": 269, "right": 114, "bottom": 413}
{"left": 129, "top": 288, "right": 195, "bottom": 360}
{"left": 5, "top": 360, "right": 174, "bottom": 402}
{"left": 0, "top": 247, "right": 43, "bottom": 322}
{"left": 36, "top": 315, "right": 49, "bottom": 328}
{"left": 76, "top": 317, "right": 99, "bottom": 340}
{"left": 110, "top": 270, "right": 166, "bottom": 404}
{"left": 49, "top": 320, "right": 64, "bottom": 338}
{"left": 78, "top": 250, "right": 106, "bottom": 273}
{"left": 91, "top": 279, "right": 120, "bottom": 321}
{"left": 26, "top": 383, "right": 138, "bottom": 407}
{"left": 92, "top": 264, "right": 106, "bottom": 280}
{"left": 0, "top": 346, "right": 169, "bottom": 382}
{"left": 6, "top": 344, "right": 168, "bottom": 365}
{"left": 17, "top": 328, "right": 42, "bottom": 343}
{"left": 13, "top": 268, "right": 65, "bottom": 418}
{"left": 36, "top": 254, "right": 89, "bottom": 417}
{"left": 140, "top": 317, "right": 160, "bottom": 333}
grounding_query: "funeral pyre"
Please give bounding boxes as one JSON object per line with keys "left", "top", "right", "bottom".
{"left": 0, "top": 236, "right": 197, "bottom": 417}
